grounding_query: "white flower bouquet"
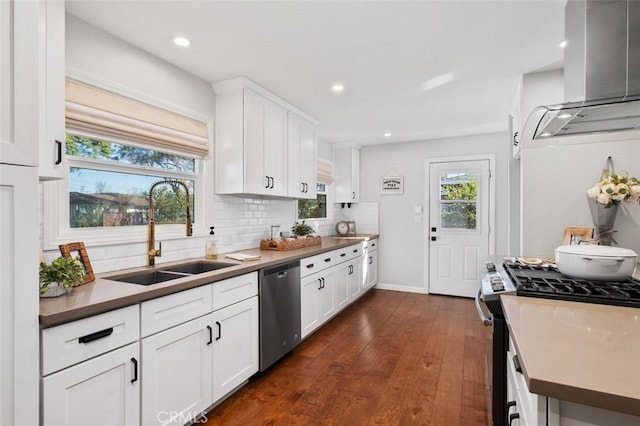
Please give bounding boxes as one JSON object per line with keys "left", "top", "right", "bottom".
{"left": 587, "top": 170, "right": 640, "bottom": 207}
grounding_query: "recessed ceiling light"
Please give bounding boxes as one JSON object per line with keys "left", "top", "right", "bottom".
{"left": 384, "top": 133, "right": 392, "bottom": 137}
{"left": 420, "top": 73, "right": 454, "bottom": 92}
{"left": 540, "top": 132, "right": 552, "bottom": 137}
{"left": 558, "top": 40, "right": 568, "bottom": 48}
{"left": 558, "top": 113, "right": 572, "bottom": 119}
{"left": 172, "top": 36, "right": 191, "bottom": 47}
{"left": 331, "top": 83, "right": 344, "bottom": 93}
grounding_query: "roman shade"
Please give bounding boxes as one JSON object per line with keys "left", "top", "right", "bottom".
{"left": 65, "top": 80, "right": 209, "bottom": 157}
{"left": 317, "top": 158, "right": 334, "bottom": 184}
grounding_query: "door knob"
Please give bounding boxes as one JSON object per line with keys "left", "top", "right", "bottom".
{"left": 431, "top": 236, "right": 437, "bottom": 241}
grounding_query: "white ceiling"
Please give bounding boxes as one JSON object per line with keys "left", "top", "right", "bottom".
{"left": 65, "top": 0, "right": 566, "bottom": 146}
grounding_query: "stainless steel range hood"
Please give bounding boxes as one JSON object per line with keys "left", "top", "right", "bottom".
{"left": 525, "top": 0, "right": 640, "bottom": 141}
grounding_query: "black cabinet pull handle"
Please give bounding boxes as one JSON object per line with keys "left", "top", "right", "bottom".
{"left": 324, "top": 258, "right": 331, "bottom": 262}
{"left": 513, "top": 354, "right": 522, "bottom": 374}
{"left": 431, "top": 236, "right": 437, "bottom": 241}
{"left": 270, "top": 177, "right": 274, "bottom": 189}
{"left": 207, "top": 325, "right": 213, "bottom": 345}
{"left": 318, "top": 278, "right": 322, "bottom": 290}
{"left": 369, "top": 256, "right": 373, "bottom": 264}
{"left": 216, "top": 321, "right": 221, "bottom": 340}
{"left": 340, "top": 253, "right": 346, "bottom": 257}
{"left": 265, "top": 176, "right": 270, "bottom": 188}
{"left": 55, "top": 140, "right": 62, "bottom": 165}
{"left": 130, "top": 357, "right": 138, "bottom": 384}
{"left": 306, "top": 263, "right": 315, "bottom": 269}
{"left": 78, "top": 327, "right": 113, "bottom": 344}
{"left": 513, "top": 131, "right": 519, "bottom": 147}
{"left": 352, "top": 191, "right": 355, "bottom": 199}
{"left": 353, "top": 249, "right": 358, "bottom": 253}
{"left": 301, "top": 182, "right": 305, "bottom": 193}
{"left": 509, "top": 413, "right": 519, "bottom": 426}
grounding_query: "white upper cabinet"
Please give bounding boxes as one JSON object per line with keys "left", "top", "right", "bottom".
{"left": 287, "top": 112, "right": 317, "bottom": 199}
{"left": 0, "top": 0, "right": 40, "bottom": 166}
{"left": 38, "top": 0, "right": 66, "bottom": 180}
{"left": 213, "top": 77, "right": 318, "bottom": 198}
{"left": 334, "top": 146, "right": 360, "bottom": 203}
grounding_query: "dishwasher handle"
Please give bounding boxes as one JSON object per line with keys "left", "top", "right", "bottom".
{"left": 261, "top": 260, "right": 300, "bottom": 278}
{"left": 475, "top": 289, "right": 493, "bottom": 326}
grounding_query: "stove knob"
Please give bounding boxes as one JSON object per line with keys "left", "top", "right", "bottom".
{"left": 485, "top": 261, "right": 496, "bottom": 272}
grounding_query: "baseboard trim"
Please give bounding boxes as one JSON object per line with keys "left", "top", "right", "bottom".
{"left": 374, "top": 282, "right": 428, "bottom": 294}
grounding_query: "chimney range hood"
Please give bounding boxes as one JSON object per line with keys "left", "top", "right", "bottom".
{"left": 524, "top": 0, "right": 640, "bottom": 142}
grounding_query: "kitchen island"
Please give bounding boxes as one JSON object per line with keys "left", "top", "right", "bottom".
{"left": 501, "top": 294, "right": 640, "bottom": 424}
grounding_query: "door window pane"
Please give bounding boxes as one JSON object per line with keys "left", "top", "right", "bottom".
{"left": 439, "top": 172, "right": 478, "bottom": 230}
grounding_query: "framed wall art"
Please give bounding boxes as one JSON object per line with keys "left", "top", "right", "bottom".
{"left": 380, "top": 176, "right": 404, "bottom": 195}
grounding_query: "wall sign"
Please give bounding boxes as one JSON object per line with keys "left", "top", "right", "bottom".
{"left": 380, "top": 177, "right": 404, "bottom": 195}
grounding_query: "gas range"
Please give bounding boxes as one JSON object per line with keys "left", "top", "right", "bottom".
{"left": 481, "top": 258, "right": 640, "bottom": 309}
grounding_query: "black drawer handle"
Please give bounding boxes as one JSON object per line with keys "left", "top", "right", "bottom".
{"left": 340, "top": 253, "right": 346, "bottom": 257}
{"left": 353, "top": 249, "right": 358, "bottom": 253}
{"left": 324, "top": 258, "right": 331, "bottom": 262}
{"left": 55, "top": 140, "right": 62, "bottom": 165}
{"left": 216, "top": 321, "right": 221, "bottom": 341}
{"left": 131, "top": 357, "right": 138, "bottom": 383}
{"left": 318, "top": 278, "right": 322, "bottom": 290}
{"left": 206, "top": 325, "right": 213, "bottom": 345}
{"left": 306, "top": 263, "right": 315, "bottom": 269}
{"left": 507, "top": 400, "right": 516, "bottom": 412}
{"left": 78, "top": 327, "right": 113, "bottom": 344}
{"left": 513, "top": 354, "right": 522, "bottom": 374}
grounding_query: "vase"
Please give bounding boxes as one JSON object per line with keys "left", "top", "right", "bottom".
{"left": 40, "top": 282, "right": 70, "bottom": 298}
{"left": 588, "top": 198, "right": 619, "bottom": 246}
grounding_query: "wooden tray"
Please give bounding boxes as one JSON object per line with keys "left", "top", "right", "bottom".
{"left": 260, "top": 236, "right": 322, "bottom": 251}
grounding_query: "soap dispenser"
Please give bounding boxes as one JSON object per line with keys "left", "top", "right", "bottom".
{"left": 206, "top": 226, "right": 218, "bottom": 259}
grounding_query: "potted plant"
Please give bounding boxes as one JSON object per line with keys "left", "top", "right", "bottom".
{"left": 291, "top": 220, "right": 314, "bottom": 238}
{"left": 39, "top": 256, "right": 85, "bottom": 297}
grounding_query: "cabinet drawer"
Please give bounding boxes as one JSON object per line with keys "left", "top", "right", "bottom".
{"left": 366, "top": 239, "right": 378, "bottom": 252}
{"left": 301, "top": 252, "right": 335, "bottom": 277}
{"left": 42, "top": 304, "right": 139, "bottom": 375}
{"left": 141, "top": 285, "right": 213, "bottom": 337}
{"left": 212, "top": 272, "right": 258, "bottom": 311}
{"left": 336, "top": 244, "right": 362, "bottom": 263}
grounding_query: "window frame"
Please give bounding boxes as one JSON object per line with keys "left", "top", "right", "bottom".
{"left": 42, "top": 74, "right": 212, "bottom": 251}
{"left": 296, "top": 182, "right": 334, "bottom": 224}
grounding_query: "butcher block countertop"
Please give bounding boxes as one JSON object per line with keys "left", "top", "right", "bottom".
{"left": 40, "top": 235, "right": 378, "bottom": 328}
{"left": 501, "top": 295, "right": 640, "bottom": 416}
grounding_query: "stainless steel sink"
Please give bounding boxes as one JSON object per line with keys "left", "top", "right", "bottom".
{"left": 107, "top": 261, "right": 236, "bottom": 285}
{"left": 109, "top": 270, "right": 188, "bottom": 286}
{"left": 163, "top": 261, "right": 236, "bottom": 274}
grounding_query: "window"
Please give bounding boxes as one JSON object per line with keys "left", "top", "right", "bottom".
{"left": 66, "top": 134, "right": 196, "bottom": 228}
{"left": 438, "top": 172, "right": 478, "bottom": 230}
{"left": 42, "top": 78, "right": 211, "bottom": 250}
{"left": 298, "top": 183, "right": 327, "bottom": 220}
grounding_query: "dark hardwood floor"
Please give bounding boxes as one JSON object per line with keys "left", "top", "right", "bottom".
{"left": 203, "top": 289, "right": 492, "bottom": 425}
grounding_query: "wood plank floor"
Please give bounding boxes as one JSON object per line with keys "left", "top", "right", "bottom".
{"left": 203, "top": 289, "right": 492, "bottom": 425}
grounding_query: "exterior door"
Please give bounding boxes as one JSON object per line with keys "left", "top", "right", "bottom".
{"left": 428, "top": 159, "right": 491, "bottom": 297}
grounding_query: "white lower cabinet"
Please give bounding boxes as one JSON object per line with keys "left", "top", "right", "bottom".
{"left": 141, "top": 315, "right": 213, "bottom": 426}
{"left": 301, "top": 269, "right": 335, "bottom": 338}
{"left": 334, "top": 262, "right": 350, "bottom": 311}
{"left": 42, "top": 342, "right": 141, "bottom": 426}
{"left": 348, "top": 260, "right": 363, "bottom": 300}
{"left": 211, "top": 296, "right": 259, "bottom": 402}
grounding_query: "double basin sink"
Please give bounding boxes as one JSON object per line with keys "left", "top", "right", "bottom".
{"left": 106, "top": 261, "right": 236, "bottom": 286}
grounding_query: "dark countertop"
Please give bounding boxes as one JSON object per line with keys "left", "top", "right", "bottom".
{"left": 39, "top": 235, "right": 378, "bottom": 328}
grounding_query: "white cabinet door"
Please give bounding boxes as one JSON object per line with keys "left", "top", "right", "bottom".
{"left": 287, "top": 113, "right": 317, "bottom": 199}
{"left": 141, "top": 315, "right": 213, "bottom": 426}
{"left": 318, "top": 270, "right": 336, "bottom": 323}
{"left": 244, "top": 89, "right": 287, "bottom": 196}
{"left": 301, "top": 273, "right": 321, "bottom": 338}
{"left": 334, "top": 147, "right": 360, "bottom": 203}
{"left": 0, "top": 165, "right": 39, "bottom": 426}
{"left": 42, "top": 342, "right": 140, "bottom": 426}
{"left": 212, "top": 296, "right": 259, "bottom": 403}
{"left": 334, "top": 263, "right": 350, "bottom": 311}
{"left": 348, "top": 260, "right": 363, "bottom": 301}
{"left": 0, "top": 0, "right": 39, "bottom": 166}
{"left": 38, "top": 0, "right": 66, "bottom": 180}
{"left": 367, "top": 249, "right": 378, "bottom": 288}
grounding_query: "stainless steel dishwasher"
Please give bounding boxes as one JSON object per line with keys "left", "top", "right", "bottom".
{"left": 259, "top": 260, "right": 301, "bottom": 371}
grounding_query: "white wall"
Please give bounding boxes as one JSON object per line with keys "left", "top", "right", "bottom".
{"left": 522, "top": 136, "right": 640, "bottom": 256}
{"left": 359, "top": 132, "right": 509, "bottom": 292}
{"left": 41, "top": 14, "right": 298, "bottom": 272}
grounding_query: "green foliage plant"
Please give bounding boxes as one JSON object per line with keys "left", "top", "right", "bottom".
{"left": 39, "top": 256, "right": 84, "bottom": 294}
{"left": 291, "top": 220, "right": 314, "bottom": 237}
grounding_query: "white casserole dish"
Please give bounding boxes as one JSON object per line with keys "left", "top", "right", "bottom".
{"left": 555, "top": 245, "right": 638, "bottom": 281}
